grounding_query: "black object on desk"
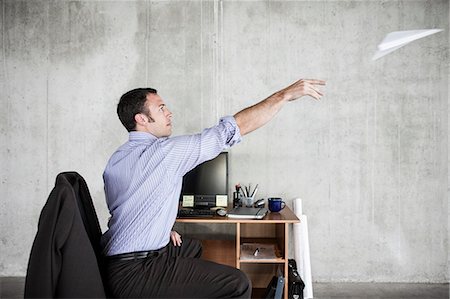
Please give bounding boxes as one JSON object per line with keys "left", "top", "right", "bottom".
{"left": 177, "top": 208, "right": 215, "bottom": 218}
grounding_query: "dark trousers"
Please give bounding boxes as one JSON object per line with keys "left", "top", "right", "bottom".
{"left": 105, "top": 239, "right": 252, "bottom": 298}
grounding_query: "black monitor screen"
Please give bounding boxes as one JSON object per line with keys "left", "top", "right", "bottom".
{"left": 181, "top": 152, "right": 228, "bottom": 199}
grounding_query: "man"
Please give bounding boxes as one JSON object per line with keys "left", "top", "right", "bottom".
{"left": 101, "top": 78, "right": 325, "bottom": 298}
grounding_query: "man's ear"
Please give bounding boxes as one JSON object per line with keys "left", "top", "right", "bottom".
{"left": 134, "top": 113, "right": 148, "bottom": 126}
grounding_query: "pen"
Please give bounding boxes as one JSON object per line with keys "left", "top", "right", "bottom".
{"left": 238, "top": 186, "right": 245, "bottom": 198}
{"left": 253, "top": 248, "right": 260, "bottom": 257}
{"left": 251, "top": 184, "right": 259, "bottom": 198}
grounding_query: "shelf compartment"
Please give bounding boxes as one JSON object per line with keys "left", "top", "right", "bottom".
{"left": 239, "top": 239, "right": 284, "bottom": 263}
{"left": 201, "top": 239, "right": 236, "bottom": 268}
{"left": 240, "top": 263, "right": 284, "bottom": 289}
{"left": 251, "top": 287, "right": 270, "bottom": 299}
{"left": 239, "top": 223, "right": 286, "bottom": 258}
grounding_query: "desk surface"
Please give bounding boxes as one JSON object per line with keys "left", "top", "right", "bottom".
{"left": 176, "top": 206, "right": 300, "bottom": 224}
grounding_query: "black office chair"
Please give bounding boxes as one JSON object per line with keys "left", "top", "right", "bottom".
{"left": 25, "top": 172, "right": 107, "bottom": 298}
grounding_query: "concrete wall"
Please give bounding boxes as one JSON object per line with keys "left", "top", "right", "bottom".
{"left": 1, "top": 0, "right": 448, "bottom": 283}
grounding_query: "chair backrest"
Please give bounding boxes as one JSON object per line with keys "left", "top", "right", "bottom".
{"left": 59, "top": 172, "right": 104, "bottom": 263}
{"left": 25, "top": 171, "right": 107, "bottom": 298}
{"left": 58, "top": 172, "right": 108, "bottom": 295}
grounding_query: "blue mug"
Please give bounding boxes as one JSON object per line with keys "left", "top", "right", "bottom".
{"left": 268, "top": 198, "right": 285, "bottom": 212}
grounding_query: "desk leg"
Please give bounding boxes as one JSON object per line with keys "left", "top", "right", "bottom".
{"left": 284, "top": 223, "right": 289, "bottom": 299}
{"left": 236, "top": 222, "right": 241, "bottom": 269}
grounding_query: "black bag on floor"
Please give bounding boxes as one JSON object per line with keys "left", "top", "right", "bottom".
{"left": 288, "top": 259, "right": 305, "bottom": 299}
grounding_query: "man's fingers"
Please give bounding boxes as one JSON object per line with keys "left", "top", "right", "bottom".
{"left": 171, "top": 231, "right": 183, "bottom": 246}
{"left": 285, "top": 78, "right": 326, "bottom": 101}
{"left": 303, "top": 79, "right": 326, "bottom": 85}
{"left": 172, "top": 236, "right": 181, "bottom": 246}
{"left": 309, "top": 91, "right": 321, "bottom": 101}
{"left": 309, "top": 85, "right": 323, "bottom": 96}
{"left": 306, "top": 84, "right": 324, "bottom": 100}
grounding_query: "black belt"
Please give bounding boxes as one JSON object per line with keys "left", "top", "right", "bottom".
{"left": 106, "top": 246, "right": 168, "bottom": 261}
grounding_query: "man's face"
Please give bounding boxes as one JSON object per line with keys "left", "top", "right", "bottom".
{"left": 142, "top": 93, "right": 173, "bottom": 137}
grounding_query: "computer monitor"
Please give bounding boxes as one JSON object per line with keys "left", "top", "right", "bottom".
{"left": 180, "top": 152, "right": 229, "bottom": 208}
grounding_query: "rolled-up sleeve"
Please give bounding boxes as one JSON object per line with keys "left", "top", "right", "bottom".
{"left": 161, "top": 116, "right": 242, "bottom": 177}
{"left": 220, "top": 116, "right": 242, "bottom": 147}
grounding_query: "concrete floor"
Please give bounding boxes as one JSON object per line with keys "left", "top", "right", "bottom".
{"left": 1, "top": 277, "right": 448, "bottom": 299}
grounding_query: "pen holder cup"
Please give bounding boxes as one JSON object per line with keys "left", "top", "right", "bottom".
{"left": 243, "top": 196, "right": 255, "bottom": 208}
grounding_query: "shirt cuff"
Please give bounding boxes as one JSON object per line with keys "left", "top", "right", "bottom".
{"left": 219, "top": 116, "right": 242, "bottom": 148}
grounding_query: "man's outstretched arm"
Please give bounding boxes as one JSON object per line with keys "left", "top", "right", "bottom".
{"left": 234, "top": 79, "right": 325, "bottom": 136}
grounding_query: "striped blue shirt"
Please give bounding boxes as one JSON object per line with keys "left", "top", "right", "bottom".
{"left": 101, "top": 116, "right": 241, "bottom": 256}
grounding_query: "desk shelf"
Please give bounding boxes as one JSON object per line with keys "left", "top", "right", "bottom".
{"left": 240, "top": 259, "right": 286, "bottom": 264}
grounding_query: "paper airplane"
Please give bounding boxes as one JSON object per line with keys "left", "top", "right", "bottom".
{"left": 372, "top": 29, "right": 443, "bottom": 60}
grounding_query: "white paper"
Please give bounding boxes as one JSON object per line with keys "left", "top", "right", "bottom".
{"left": 293, "top": 198, "right": 302, "bottom": 216}
{"left": 372, "top": 29, "right": 443, "bottom": 60}
{"left": 293, "top": 198, "right": 313, "bottom": 298}
{"left": 372, "top": 44, "right": 404, "bottom": 61}
{"left": 240, "top": 243, "right": 277, "bottom": 260}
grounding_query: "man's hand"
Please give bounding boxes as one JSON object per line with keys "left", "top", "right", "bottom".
{"left": 234, "top": 78, "right": 326, "bottom": 135}
{"left": 170, "top": 230, "right": 182, "bottom": 247}
{"left": 280, "top": 79, "right": 326, "bottom": 101}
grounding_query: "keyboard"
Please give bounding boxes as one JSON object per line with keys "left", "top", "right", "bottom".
{"left": 177, "top": 208, "right": 216, "bottom": 218}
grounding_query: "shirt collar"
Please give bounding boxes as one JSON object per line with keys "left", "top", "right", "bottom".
{"left": 129, "top": 131, "right": 158, "bottom": 142}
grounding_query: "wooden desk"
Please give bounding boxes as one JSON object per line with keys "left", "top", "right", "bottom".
{"left": 176, "top": 207, "right": 299, "bottom": 299}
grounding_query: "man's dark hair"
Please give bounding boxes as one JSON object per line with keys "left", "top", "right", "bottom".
{"left": 117, "top": 88, "right": 157, "bottom": 132}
